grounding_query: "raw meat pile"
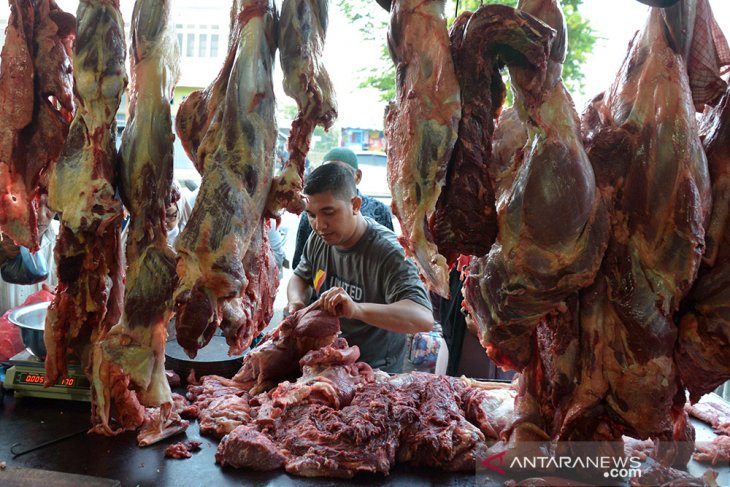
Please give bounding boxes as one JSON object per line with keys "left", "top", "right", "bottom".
{"left": 686, "top": 394, "right": 730, "bottom": 465}
{"left": 184, "top": 308, "right": 517, "bottom": 478}
{"left": 687, "top": 396, "right": 730, "bottom": 436}
{"left": 386, "top": 0, "right": 730, "bottom": 472}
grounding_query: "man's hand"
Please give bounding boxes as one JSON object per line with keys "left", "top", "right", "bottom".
{"left": 0, "top": 235, "right": 20, "bottom": 264}
{"left": 285, "top": 300, "right": 306, "bottom": 317}
{"left": 318, "top": 287, "right": 360, "bottom": 319}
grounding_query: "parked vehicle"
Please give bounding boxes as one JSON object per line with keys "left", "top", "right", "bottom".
{"left": 355, "top": 151, "right": 389, "bottom": 199}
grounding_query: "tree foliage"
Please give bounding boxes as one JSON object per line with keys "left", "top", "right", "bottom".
{"left": 336, "top": 0, "right": 597, "bottom": 102}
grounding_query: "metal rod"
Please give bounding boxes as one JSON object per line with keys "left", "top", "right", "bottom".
{"left": 10, "top": 428, "right": 87, "bottom": 458}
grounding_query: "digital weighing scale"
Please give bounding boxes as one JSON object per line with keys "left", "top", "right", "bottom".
{"left": 3, "top": 350, "right": 90, "bottom": 401}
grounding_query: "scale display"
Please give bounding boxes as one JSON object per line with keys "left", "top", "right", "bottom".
{"left": 4, "top": 364, "right": 91, "bottom": 401}
{"left": 14, "top": 370, "right": 90, "bottom": 389}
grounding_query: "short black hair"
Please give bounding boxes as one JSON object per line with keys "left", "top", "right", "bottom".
{"left": 303, "top": 162, "right": 357, "bottom": 201}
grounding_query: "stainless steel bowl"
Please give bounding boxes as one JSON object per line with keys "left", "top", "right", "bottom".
{"left": 8, "top": 301, "right": 49, "bottom": 359}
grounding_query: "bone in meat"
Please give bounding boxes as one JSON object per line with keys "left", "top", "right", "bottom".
{"left": 463, "top": 0, "right": 608, "bottom": 371}
{"left": 432, "top": 4, "right": 561, "bottom": 265}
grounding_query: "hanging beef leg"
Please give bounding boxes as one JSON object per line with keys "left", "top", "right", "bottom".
{"left": 265, "top": 0, "right": 337, "bottom": 217}
{"left": 173, "top": 0, "right": 278, "bottom": 358}
{"left": 431, "top": 6, "right": 553, "bottom": 264}
{"left": 384, "top": 0, "right": 461, "bottom": 297}
{"left": 98, "top": 0, "right": 188, "bottom": 443}
{"left": 43, "top": 0, "right": 133, "bottom": 433}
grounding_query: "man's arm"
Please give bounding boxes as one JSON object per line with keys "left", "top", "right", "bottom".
{"left": 286, "top": 273, "right": 313, "bottom": 315}
{"left": 319, "top": 287, "right": 433, "bottom": 334}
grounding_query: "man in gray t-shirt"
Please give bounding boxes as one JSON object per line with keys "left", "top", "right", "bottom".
{"left": 287, "top": 163, "right": 433, "bottom": 373}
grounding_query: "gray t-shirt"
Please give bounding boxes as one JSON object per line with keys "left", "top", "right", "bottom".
{"left": 294, "top": 217, "right": 432, "bottom": 373}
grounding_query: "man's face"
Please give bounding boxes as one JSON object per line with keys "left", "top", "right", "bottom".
{"left": 36, "top": 194, "right": 55, "bottom": 234}
{"left": 305, "top": 191, "right": 361, "bottom": 249}
{"left": 165, "top": 200, "right": 179, "bottom": 232}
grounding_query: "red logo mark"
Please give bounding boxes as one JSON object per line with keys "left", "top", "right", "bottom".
{"left": 482, "top": 451, "right": 507, "bottom": 475}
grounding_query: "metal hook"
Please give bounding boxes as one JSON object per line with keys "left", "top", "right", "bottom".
{"left": 9, "top": 428, "right": 87, "bottom": 458}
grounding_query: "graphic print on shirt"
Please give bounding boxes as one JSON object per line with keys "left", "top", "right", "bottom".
{"left": 314, "top": 269, "right": 327, "bottom": 294}
{"left": 328, "top": 274, "right": 363, "bottom": 301}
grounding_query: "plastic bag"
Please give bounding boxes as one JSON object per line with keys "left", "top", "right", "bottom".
{"left": 0, "top": 245, "right": 49, "bottom": 284}
{"left": 409, "top": 323, "right": 449, "bottom": 374}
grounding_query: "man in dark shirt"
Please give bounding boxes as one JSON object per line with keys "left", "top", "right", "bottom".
{"left": 287, "top": 163, "right": 432, "bottom": 372}
{"left": 291, "top": 147, "right": 393, "bottom": 270}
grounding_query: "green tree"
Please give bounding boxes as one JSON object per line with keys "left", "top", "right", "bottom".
{"left": 337, "top": 0, "right": 597, "bottom": 102}
{"left": 315, "top": 125, "right": 340, "bottom": 151}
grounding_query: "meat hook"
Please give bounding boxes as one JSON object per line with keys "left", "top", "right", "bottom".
{"left": 10, "top": 427, "right": 87, "bottom": 458}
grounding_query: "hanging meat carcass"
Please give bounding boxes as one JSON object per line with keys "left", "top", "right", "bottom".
{"left": 0, "top": 0, "right": 75, "bottom": 250}
{"left": 431, "top": 4, "right": 562, "bottom": 266}
{"left": 675, "top": 81, "right": 730, "bottom": 403}
{"left": 463, "top": 0, "right": 609, "bottom": 374}
{"left": 97, "top": 0, "right": 188, "bottom": 444}
{"left": 560, "top": 1, "right": 728, "bottom": 457}
{"left": 43, "top": 0, "right": 130, "bottom": 430}
{"left": 265, "top": 0, "right": 337, "bottom": 217}
{"left": 173, "top": 0, "right": 278, "bottom": 357}
{"left": 428, "top": 12, "right": 495, "bottom": 265}
{"left": 385, "top": 0, "right": 461, "bottom": 297}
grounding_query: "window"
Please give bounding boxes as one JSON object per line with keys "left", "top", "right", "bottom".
{"left": 199, "top": 33, "right": 208, "bottom": 57}
{"left": 175, "top": 23, "right": 224, "bottom": 59}
{"left": 186, "top": 33, "right": 195, "bottom": 57}
{"left": 210, "top": 34, "right": 219, "bottom": 57}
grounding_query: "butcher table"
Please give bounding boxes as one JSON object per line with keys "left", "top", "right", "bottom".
{"left": 0, "top": 391, "right": 480, "bottom": 487}
{"left": 2, "top": 389, "right": 729, "bottom": 487}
